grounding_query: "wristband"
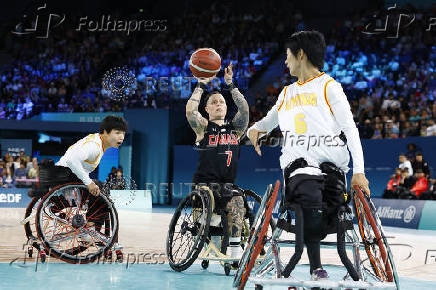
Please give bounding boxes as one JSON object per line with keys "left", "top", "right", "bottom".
{"left": 224, "top": 82, "right": 236, "bottom": 91}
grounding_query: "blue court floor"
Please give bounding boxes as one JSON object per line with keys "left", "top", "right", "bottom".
{"left": 2, "top": 262, "right": 435, "bottom": 290}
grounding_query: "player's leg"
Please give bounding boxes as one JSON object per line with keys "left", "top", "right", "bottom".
{"left": 285, "top": 173, "right": 328, "bottom": 280}
{"left": 225, "top": 193, "right": 246, "bottom": 259}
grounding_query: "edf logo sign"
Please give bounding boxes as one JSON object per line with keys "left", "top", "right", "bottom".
{"left": 0, "top": 193, "right": 22, "bottom": 203}
{"left": 0, "top": 189, "right": 31, "bottom": 208}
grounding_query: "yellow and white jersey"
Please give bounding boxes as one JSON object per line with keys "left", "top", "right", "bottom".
{"left": 56, "top": 133, "right": 105, "bottom": 185}
{"left": 248, "top": 72, "right": 364, "bottom": 176}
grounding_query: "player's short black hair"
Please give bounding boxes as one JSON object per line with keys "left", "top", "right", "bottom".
{"left": 286, "top": 30, "right": 326, "bottom": 70}
{"left": 100, "top": 115, "right": 128, "bottom": 134}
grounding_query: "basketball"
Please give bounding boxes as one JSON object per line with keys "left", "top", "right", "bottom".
{"left": 189, "top": 48, "right": 221, "bottom": 78}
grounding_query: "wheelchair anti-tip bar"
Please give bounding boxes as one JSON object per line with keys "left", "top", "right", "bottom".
{"left": 249, "top": 277, "right": 397, "bottom": 289}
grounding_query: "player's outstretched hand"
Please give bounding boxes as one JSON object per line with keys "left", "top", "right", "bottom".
{"left": 351, "top": 173, "right": 371, "bottom": 197}
{"left": 88, "top": 181, "right": 100, "bottom": 196}
{"left": 248, "top": 128, "right": 266, "bottom": 156}
{"left": 224, "top": 62, "right": 233, "bottom": 85}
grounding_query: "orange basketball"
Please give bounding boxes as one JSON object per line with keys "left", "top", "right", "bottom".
{"left": 189, "top": 48, "right": 221, "bottom": 78}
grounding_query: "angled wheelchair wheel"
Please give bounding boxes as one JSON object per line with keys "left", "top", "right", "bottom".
{"left": 35, "top": 183, "right": 119, "bottom": 264}
{"left": 234, "top": 181, "right": 280, "bottom": 290}
{"left": 23, "top": 197, "right": 42, "bottom": 252}
{"left": 352, "top": 185, "right": 399, "bottom": 289}
{"left": 243, "top": 189, "right": 276, "bottom": 251}
{"left": 166, "top": 189, "right": 212, "bottom": 272}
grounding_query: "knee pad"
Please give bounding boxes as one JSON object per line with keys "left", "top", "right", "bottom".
{"left": 303, "top": 208, "right": 327, "bottom": 243}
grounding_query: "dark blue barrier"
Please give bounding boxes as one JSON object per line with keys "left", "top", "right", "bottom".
{"left": 371, "top": 198, "right": 425, "bottom": 229}
{"left": 0, "top": 188, "right": 32, "bottom": 208}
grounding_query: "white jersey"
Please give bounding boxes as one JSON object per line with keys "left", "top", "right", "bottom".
{"left": 248, "top": 72, "right": 364, "bottom": 176}
{"left": 56, "top": 133, "right": 105, "bottom": 185}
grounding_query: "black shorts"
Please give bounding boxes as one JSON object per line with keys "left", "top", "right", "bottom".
{"left": 284, "top": 161, "right": 347, "bottom": 209}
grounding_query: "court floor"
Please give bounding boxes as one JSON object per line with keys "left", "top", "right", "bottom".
{"left": 1, "top": 207, "right": 435, "bottom": 289}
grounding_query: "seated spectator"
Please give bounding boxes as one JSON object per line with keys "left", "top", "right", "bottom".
{"left": 419, "top": 178, "right": 436, "bottom": 200}
{"left": 398, "top": 153, "right": 413, "bottom": 176}
{"left": 426, "top": 119, "right": 436, "bottom": 136}
{"left": 107, "top": 168, "right": 127, "bottom": 190}
{"left": 412, "top": 152, "right": 430, "bottom": 178}
{"left": 359, "top": 119, "right": 374, "bottom": 139}
{"left": 107, "top": 167, "right": 117, "bottom": 182}
{"left": 27, "top": 158, "right": 39, "bottom": 179}
{"left": 399, "top": 168, "right": 415, "bottom": 189}
{"left": 15, "top": 161, "right": 28, "bottom": 179}
{"left": 2, "top": 167, "right": 14, "bottom": 188}
{"left": 410, "top": 169, "right": 429, "bottom": 199}
{"left": 383, "top": 168, "right": 402, "bottom": 199}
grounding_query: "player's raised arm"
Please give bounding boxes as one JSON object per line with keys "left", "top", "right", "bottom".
{"left": 186, "top": 78, "right": 210, "bottom": 141}
{"left": 224, "top": 63, "right": 249, "bottom": 137}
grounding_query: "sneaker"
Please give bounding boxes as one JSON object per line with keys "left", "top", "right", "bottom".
{"left": 311, "top": 268, "right": 329, "bottom": 281}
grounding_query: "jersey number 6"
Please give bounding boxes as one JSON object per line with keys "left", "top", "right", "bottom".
{"left": 295, "top": 113, "right": 307, "bottom": 134}
{"left": 225, "top": 151, "right": 232, "bottom": 167}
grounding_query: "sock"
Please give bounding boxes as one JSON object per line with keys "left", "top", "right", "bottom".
{"left": 227, "top": 237, "right": 242, "bottom": 258}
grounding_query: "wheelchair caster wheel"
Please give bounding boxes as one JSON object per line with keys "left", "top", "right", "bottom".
{"left": 224, "top": 263, "right": 231, "bottom": 276}
{"left": 28, "top": 246, "right": 33, "bottom": 258}
{"left": 201, "top": 260, "right": 209, "bottom": 269}
{"left": 255, "top": 284, "right": 263, "bottom": 290}
{"left": 115, "top": 250, "right": 123, "bottom": 263}
{"left": 39, "top": 250, "right": 46, "bottom": 263}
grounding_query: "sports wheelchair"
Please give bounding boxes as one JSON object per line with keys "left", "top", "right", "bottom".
{"left": 166, "top": 184, "right": 276, "bottom": 276}
{"left": 21, "top": 161, "right": 120, "bottom": 264}
{"left": 234, "top": 182, "right": 400, "bottom": 290}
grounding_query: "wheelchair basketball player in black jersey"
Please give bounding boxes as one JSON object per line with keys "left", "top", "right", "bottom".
{"left": 186, "top": 62, "right": 249, "bottom": 260}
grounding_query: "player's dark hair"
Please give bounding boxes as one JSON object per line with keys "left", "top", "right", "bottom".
{"left": 286, "top": 30, "right": 326, "bottom": 70}
{"left": 100, "top": 116, "right": 128, "bottom": 134}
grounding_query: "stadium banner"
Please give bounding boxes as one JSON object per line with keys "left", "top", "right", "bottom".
{"left": 0, "top": 188, "right": 31, "bottom": 208}
{"left": 33, "top": 112, "right": 124, "bottom": 122}
{"left": 0, "top": 139, "right": 32, "bottom": 157}
{"left": 371, "top": 198, "right": 425, "bottom": 229}
{"left": 418, "top": 200, "right": 436, "bottom": 230}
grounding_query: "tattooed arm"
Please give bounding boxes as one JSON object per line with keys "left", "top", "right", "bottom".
{"left": 230, "top": 88, "right": 249, "bottom": 137}
{"left": 186, "top": 86, "right": 208, "bottom": 142}
{"left": 224, "top": 62, "right": 249, "bottom": 137}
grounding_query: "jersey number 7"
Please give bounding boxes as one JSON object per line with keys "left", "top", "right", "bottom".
{"left": 225, "top": 151, "right": 232, "bottom": 167}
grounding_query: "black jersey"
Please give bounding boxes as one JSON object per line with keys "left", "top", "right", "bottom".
{"left": 192, "top": 122, "right": 240, "bottom": 184}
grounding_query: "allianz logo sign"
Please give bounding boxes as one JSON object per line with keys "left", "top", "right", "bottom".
{"left": 376, "top": 205, "right": 416, "bottom": 223}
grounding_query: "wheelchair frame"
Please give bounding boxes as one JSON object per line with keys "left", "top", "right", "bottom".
{"left": 22, "top": 182, "right": 120, "bottom": 264}
{"left": 166, "top": 185, "right": 275, "bottom": 275}
{"left": 234, "top": 183, "right": 400, "bottom": 290}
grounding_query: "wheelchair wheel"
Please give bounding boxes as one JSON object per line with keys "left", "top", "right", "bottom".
{"left": 23, "top": 197, "right": 42, "bottom": 252}
{"left": 234, "top": 181, "right": 280, "bottom": 290}
{"left": 243, "top": 189, "right": 276, "bottom": 251}
{"left": 166, "top": 189, "right": 212, "bottom": 272}
{"left": 352, "top": 185, "right": 399, "bottom": 289}
{"left": 35, "top": 183, "right": 119, "bottom": 264}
